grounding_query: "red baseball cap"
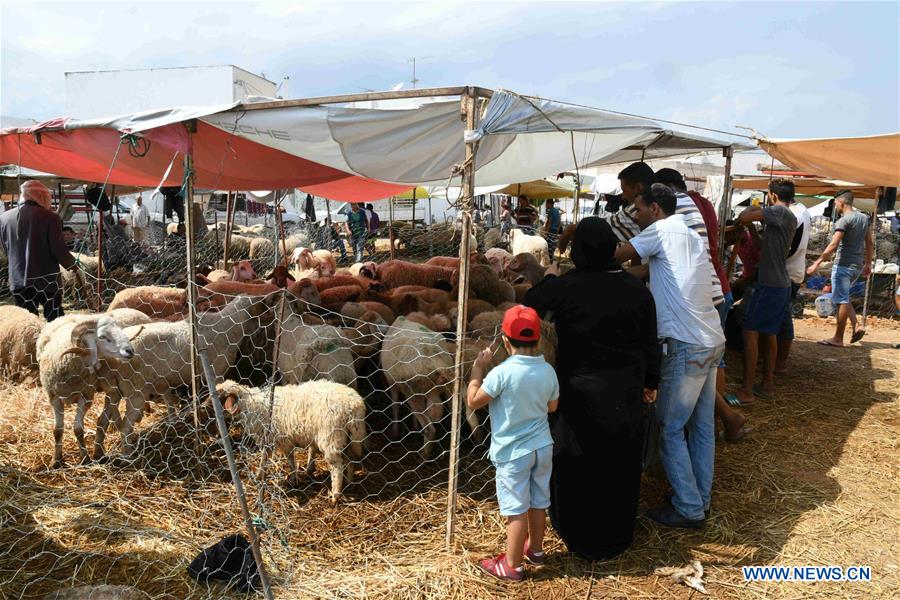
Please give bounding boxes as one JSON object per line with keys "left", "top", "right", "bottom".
{"left": 502, "top": 305, "right": 541, "bottom": 342}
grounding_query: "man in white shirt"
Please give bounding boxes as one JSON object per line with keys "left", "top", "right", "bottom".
{"left": 130, "top": 195, "right": 151, "bottom": 246}
{"left": 776, "top": 180, "right": 811, "bottom": 373}
{"left": 614, "top": 184, "right": 725, "bottom": 529}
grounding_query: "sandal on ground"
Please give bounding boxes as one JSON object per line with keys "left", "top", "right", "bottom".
{"left": 721, "top": 424, "right": 753, "bottom": 443}
{"left": 723, "top": 393, "right": 744, "bottom": 407}
{"left": 850, "top": 329, "right": 866, "bottom": 344}
{"left": 479, "top": 554, "right": 524, "bottom": 582}
{"left": 817, "top": 339, "right": 845, "bottom": 347}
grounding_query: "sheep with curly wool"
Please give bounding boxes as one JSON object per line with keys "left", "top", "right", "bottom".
{"left": 215, "top": 379, "right": 365, "bottom": 503}
{"left": 509, "top": 228, "right": 550, "bottom": 267}
{"left": 37, "top": 314, "right": 137, "bottom": 467}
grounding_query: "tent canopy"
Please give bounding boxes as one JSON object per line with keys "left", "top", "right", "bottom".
{"left": 492, "top": 178, "right": 593, "bottom": 201}
{"left": 757, "top": 133, "right": 900, "bottom": 187}
{"left": 1, "top": 87, "right": 748, "bottom": 202}
{"left": 732, "top": 177, "right": 879, "bottom": 199}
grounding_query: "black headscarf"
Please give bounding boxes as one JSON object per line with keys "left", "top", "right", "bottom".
{"left": 570, "top": 217, "right": 620, "bottom": 272}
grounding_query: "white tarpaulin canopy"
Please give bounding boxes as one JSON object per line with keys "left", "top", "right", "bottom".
{"left": 0, "top": 87, "right": 749, "bottom": 201}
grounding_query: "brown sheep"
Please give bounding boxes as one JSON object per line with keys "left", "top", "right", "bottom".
{"left": 319, "top": 285, "right": 363, "bottom": 305}
{"left": 451, "top": 262, "right": 507, "bottom": 306}
{"left": 376, "top": 260, "right": 455, "bottom": 289}
{"left": 107, "top": 286, "right": 186, "bottom": 320}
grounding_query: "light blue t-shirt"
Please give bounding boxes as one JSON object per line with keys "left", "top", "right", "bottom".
{"left": 481, "top": 354, "right": 559, "bottom": 463}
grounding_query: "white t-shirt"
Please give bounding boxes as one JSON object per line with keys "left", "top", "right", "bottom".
{"left": 131, "top": 203, "right": 150, "bottom": 229}
{"left": 629, "top": 214, "right": 726, "bottom": 348}
{"left": 785, "top": 202, "right": 811, "bottom": 285}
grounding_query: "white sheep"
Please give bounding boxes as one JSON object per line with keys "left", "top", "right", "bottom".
{"left": 380, "top": 317, "right": 481, "bottom": 458}
{"left": 276, "top": 316, "right": 357, "bottom": 389}
{"left": 509, "top": 228, "right": 551, "bottom": 267}
{"left": 37, "top": 314, "right": 138, "bottom": 467}
{"left": 96, "top": 294, "right": 277, "bottom": 458}
{"left": 249, "top": 237, "right": 275, "bottom": 260}
{"left": 0, "top": 305, "right": 43, "bottom": 382}
{"left": 216, "top": 379, "right": 365, "bottom": 503}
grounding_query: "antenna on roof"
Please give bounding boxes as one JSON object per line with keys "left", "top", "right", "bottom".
{"left": 407, "top": 56, "right": 434, "bottom": 89}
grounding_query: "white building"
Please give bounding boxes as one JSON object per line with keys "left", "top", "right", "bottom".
{"left": 65, "top": 65, "right": 277, "bottom": 120}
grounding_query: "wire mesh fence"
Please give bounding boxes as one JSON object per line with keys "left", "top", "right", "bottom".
{"left": 0, "top": 210, "right": 566, "bottom": 598}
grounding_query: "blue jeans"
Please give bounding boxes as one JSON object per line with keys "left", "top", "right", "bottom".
{"left": 831, "top": 264, "right": 861, "bottom": 305}
{"left": 657, "top": 338, "right": 725, "bottom": 520}
{"left": 715, "top": 292, "right": 733, "bottom": 368}
{"left": 351, "top": 234, "right": 366, "bottom": 263}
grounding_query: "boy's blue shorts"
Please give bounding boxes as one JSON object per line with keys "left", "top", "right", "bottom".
{"left": 494, "top": 445, "right": 553, "bottom": 516}
{"left": 744, "top": 284, "right": 791, "bottom": 335}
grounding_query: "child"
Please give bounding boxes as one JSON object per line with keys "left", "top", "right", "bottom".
{"left": 467, "top": 305, "right": 559, "bottom": 581}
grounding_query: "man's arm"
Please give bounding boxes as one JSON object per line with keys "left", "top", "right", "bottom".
{"left": 807, "top": 231, "right": 844, "bottom": 275}
{"left": 736, "top": 206, "right": 764, "bottom": 225}
{"left": 48, "top": 215, "right": 76, "bottom": 270}
{"left": 614, "top": 241, "right": 640, "bottom": 264}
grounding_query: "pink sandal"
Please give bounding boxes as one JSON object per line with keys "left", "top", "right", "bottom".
{"left": 479, "top": 553, "right": 524, "bottom": 581}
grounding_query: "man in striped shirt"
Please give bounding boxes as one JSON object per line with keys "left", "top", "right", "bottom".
{"left": 608, "top": 162, "right": 655, "bottom": 244}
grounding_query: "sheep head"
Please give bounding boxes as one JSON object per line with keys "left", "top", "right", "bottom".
{"left": 265, "top": 265, "right": 295, "bottom": 289}
{"left": 231, "top": 260, "right": 256, "bottom": 282}
{"left": 359, "top": 261, "right": 377, "bottom": 280}
{"left": 62, "top": 316, "right": 136, "bottom": 367}
{"left": 215, "top": 380, "right": 247, "bottom": 416}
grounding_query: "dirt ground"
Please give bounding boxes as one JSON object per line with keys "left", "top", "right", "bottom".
{"left": 0, "top": 312, "right": 897, "bottom": 599}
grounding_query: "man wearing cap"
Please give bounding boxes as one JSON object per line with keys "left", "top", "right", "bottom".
{"left": 0, "top": 180, "right": 80, "bottom": 321}
{"left": 468, "top": 305, "right": 559, "bottom": 581}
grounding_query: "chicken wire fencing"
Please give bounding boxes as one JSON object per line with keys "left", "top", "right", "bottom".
{"left": 0, "top": 212, "right": 567, "bottom": 598}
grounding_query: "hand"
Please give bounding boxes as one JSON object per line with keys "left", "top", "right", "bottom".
{"left": 806, "top": 262, "right": 819, "bottom": 277}
{"left": 862, "top": 263, "right": 871, "bottom": 278}
{"left": 643, "top": 388, "right": 657, "bottom": 404}
{"left": 473, "top": 346, "right": 493, "bottom": 370}
{"left": 545, "top": 262, "right": 560, "bottom": 277}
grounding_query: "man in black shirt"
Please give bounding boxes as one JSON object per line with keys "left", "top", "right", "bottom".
{"left": 0, "top": 181, "right": 79, "bottom": 321}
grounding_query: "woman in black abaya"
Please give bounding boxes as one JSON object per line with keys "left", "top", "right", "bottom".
{"left": 524, "top": 217, "right": 659, "bottom": 560}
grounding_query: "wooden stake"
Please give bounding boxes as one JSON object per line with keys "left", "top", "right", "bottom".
{"left": 223, "top": 191, "right": 235, "bottom": 270}
{"left": 96, "top": 208, "right": 104, "bottom": 306}
{"left": 717, "top": 146, "right": 734, "bottom": 264}
{"left": 183, "top": 124, "right": 202, "bottom": 437}
{"left": 446, "top": 87, "right": 478, "bottom": 550}
{"left": 388, "top": 197, "right": 396, "bottom": 260}
{"left": 860, "top": 208, "right": 877, "bottom": 329}
{"left": 275, "top": 191, "right": 288, "bottom": 268}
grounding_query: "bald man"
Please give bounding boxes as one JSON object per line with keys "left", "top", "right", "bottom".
{"left": 0, "top": 181, "right": 79, "bottom": 321}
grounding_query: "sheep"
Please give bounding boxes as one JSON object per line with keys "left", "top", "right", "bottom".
{"left": 426, "top": 256, "right": 461, "bottom": 268}
{"left": 277, "top": 318, "right": 357, "bottom": 388}
{"left": 468, "top": 310, "right": 558, "bottom": 367}
{"left": 205, "top": 260, "right": 256, "bottom": 283}
{"left": 249, "top": 237, "right": 275, "bottom": 260}
{"left": 215, "top": 379, "right": 365, "bottom": 503}
{"left": 291, "top": 248, "right": 337, "bottom": 277}
{"left": 264, "top": 265, "right": 295, "bottom": 288}
{"left": 221, "top": 234, "right": 252, "bottom": 260}
{"left": 451, "top": 262, "right": 508, "bottom": 306}
{"left": 197, "top": 281, "right": 280, "bottom": 311}
{"left": 96, "top": 294, "right": 278, "bottom": 458}
{"left": 106, "top": 308, "right": 153, "bottom": 328}
{"left": 405, "top": 311, "right": 453, "bottom": 332}
{"left": 287, "top": 278, "right": 323, "bottom": 308}
{"left": 485, "top": 247, "right": 513, "bottom": 277}
{"left": 319, "top": 285, "right": 363, "bottom": 305}
{"left": 514, "top": 283, "right": 531, "bottom": 303}
{"left": 107, "top": 286, "right": 187, "bottom": 320}
{"left": 0, "top": 306, "right": 43, "bottom": 382}
{"left": 482, "top": 227, "right": 503, "bottom": 250}
{"left": 505, "top": 252, "right": 547, "bottom": 285}
{"left": 358, "top": 289, "right": 420, "bottom": 317}
{"left": 356, "top": 301, "right": 395, "bottom": 324}
{"left": 509, "top": 228, "right": 550, "bottom": 267}
{"left": 339, "top": 310, "right": 389, "bottom": 365}
{"left": 348, "top": 261, "right": 377, "bottom": 279}
{"left": 37, "top": 315, "right": 137, "bottom": 467}
{"left": 447, "top": 299, "right": 497, "bottom": 328}
{"left": 375, "top": 260, "right": 455, "bottom": 289}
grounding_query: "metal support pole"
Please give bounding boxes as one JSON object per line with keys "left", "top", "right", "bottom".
{"left": 96, "top": 208, "right": 104, "bottom": 306}
{"left": 428, "top": 194, "right": 434, "bottom": 257}
{"left": 446, "top": 87, "right": 478, "bottom": 549}
{"left": 861, "top": 208, "right": 877, "bottom": 329}
{"left": 275, "top": 191, "right": 288, "bottom": 268}
{"left": 717, "top": 146, "right": 734, "bottom": 264}
{"left": 199, "top": 351, "right": 275, "bottom": 600}
{"left": 183, "top": 122, "right": 202, "bottom": 435}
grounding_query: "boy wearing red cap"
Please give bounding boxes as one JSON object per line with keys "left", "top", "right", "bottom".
{"left": 467, "top": 305, "right": 559, "bottom": 581}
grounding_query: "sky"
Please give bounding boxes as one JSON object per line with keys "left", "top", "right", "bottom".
{"left": 1, "top": 1, "right": 898, "bottom": 139}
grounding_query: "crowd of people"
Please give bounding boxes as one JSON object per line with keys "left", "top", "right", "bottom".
{"left": 471, "top": 162, "right": 876, "bottom": 581}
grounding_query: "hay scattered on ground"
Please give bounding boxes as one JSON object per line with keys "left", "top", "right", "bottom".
{"left": 0, "top": 312, "right": 897, "bottom": 599}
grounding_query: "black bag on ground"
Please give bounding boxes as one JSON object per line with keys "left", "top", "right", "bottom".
{"left": 187, "top": 533, "right": 260, "bottom": 592}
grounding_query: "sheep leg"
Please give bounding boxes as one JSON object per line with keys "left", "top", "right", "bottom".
{"left": 389, "top": 387, "right": 402, "bottom": 440}
{"left": 94, "top": 397, "right": 116, "bottom": 461}
{"left": 74, "top": 397, "right": 90, "bottom": 465}
{"left": 409, "top": 395, "right": 437, "bottom": 460}
{"left": 304, "top": 445, "right": 316, "bottom": 476}
{"left": 326, "top": 451, "right": 344, "bottom": 504}
{"left": 50, "top": 397, "right": 66, "bottom": 469}
{"left": 119, "top": 398, "right": 145, "bottom": 458}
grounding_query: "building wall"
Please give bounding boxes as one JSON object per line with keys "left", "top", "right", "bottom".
{"left": 65, "top": 66, "right": 276, "bottom": 119}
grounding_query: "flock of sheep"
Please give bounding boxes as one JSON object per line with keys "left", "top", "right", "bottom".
{"left": 0, "top": 222, "right": 560, "bottom": 503}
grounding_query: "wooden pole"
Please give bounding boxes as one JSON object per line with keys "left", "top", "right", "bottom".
{"left": 223, "top": 191, "right": 235, "bottom": 270}
{"left": 183, "top": 121, "right": 202, "bottom": 436}
{"left": 861, "top": 208, "right": 877, "bottom": 329}
{"left": 717, "top": 146, "right": 734, "bottom": 264}
{"left": 388, "top": 197, "right": 396, "bottom": 260}
{"left": 428, "top": 194, "right": 434, "bottom": 257}
{"left": 96, "top": 207, "right": 104, "bottom": 306}
{"left": 446, "top": 86, "right": 478, "bottom": 550}
{"left": 275, "top": 191, "right": 288, "bottom": 268}
{"left": 198, "top": 351, "right": 275, "bottom": 600}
